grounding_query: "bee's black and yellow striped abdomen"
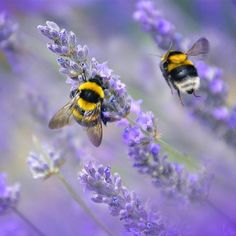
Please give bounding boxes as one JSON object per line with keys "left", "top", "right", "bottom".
{"left": 161, "top": 50, "right": 200, "bottom": 94}
{"left": 72, "top": 77, "right": 104, "bottom": 127}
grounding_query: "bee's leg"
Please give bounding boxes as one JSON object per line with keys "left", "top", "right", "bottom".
{"left": 165, "top": 77, "right": 173, "bottom": 94}
{"left": 168, "top": 80, "right": 174, "bottom": 95}
{"left": 177, "top": 89, "right": 184, "bottom": 106}
{"left": 193, "top": 91, "right": 201, "bottom": 98}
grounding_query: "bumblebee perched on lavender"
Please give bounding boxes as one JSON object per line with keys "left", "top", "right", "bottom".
{"left": 160, "top": 37, "right": 209, "bottom": 105}
{"left": 49, "top": 75, "right": 105, "bottom": 147}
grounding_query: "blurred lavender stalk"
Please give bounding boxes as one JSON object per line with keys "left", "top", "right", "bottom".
{"left": 0, "top": 12, "right": 20, "bottom": 70}
{"left": 26, "top": 89, "right": 50, "bottom": 125}
{"left": 79, "top": 162, "right": 179, "bottom": 236}
{"left": 0, "top": 13, "right": 17, "bottom": 46}
{"left": 27, "top": 138, "right": 114, "bottom": 236}
{"left": 0, "top": 173, "right": 46, "bottom": 236}
{"left": 133, "top": 0, "right": 236, "bottom": 152}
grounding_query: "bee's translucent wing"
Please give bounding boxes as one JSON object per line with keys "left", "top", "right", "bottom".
{"left": 48, "top": 94, "right": 79, "bottom": 129}
{"left": 86, "top": 121, "right": 103, "bottom": 147}
{"left": 186, "top": 37, "right": 209, "bottom": 57}
{"left": 83, "top": 103, "right": 103, "bottom": 147}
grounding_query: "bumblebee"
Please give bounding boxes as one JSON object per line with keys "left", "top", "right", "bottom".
{"left": 160, "top": 37, "right": 209, "bottom": 104}
{"left": 49, "top": 75, "right": 105, "bottom": 147}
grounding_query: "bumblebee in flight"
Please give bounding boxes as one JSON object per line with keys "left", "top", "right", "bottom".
{"left": 49, "top": 75, "right": 105, "bottom": 147}
{"left": 160, "top": 37, "right": 209, "bottom": 105}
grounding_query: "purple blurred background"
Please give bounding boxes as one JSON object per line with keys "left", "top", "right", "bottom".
{"left": 0, "top": 0, "right": 236, "bottom": 235}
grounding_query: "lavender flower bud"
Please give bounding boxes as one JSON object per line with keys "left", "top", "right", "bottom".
{"left": 0, "top": 174, "right": 20, "bottom": 214}
{"left": 47, "top": 43, "right": 68, "bottom": 54}
{"left": 79, "top": 162, "right": 177, "bottom": 235}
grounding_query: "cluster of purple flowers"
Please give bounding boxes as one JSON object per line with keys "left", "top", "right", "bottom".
{"left": 133, "top": 0, "right": 236, "bottom": 152}
{"left": 38, "top": 21, "right": 131, "bottom": 124}
{"left": 79, "top": 161, "right": 178, "bottom": 236}
{"left": 121, "top": 100, "right": 211, "bottom": 203}
{"left": 0, "top": 173, "right": 20, "bottom": 214}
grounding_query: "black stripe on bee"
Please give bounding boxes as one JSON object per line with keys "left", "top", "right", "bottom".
{"left": 80, "top": 89, "right": 100, "bottom": 103}
{"left": 169, "top": 64, "right": 198, "bottom": 82}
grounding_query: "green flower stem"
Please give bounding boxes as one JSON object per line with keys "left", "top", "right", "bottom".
{"left": 157, "top": 138, "right": 199, "bottom": 171}
{"left": 126, "top": 116, "right": 199, "bottom": 171}
{"left": 12, "top": 207, "right": 46, "bottom": 236}
{"left": 56, "top": 172, "right": 114, "bottom": 236}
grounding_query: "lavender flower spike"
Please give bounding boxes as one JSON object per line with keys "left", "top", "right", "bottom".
{"left": 134, "top": 0, "right": 236, "bottom": 152}
{"left": 38, "top": 21, "right": 131, "bottom": 124}
{"left": 79, "top": 162, "right": 178, "bottom": 236}
{"left": 27, "top": 139, "right": 64, "bottom": 179}
{"left": 0, "top": 173, "right": 20, "bottom": 214}
{"left": 122, "top": 100, "right": 212, "bottom": 203}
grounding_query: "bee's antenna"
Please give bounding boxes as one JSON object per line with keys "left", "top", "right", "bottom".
{"left": 167, "top": 40, "right": 173, "bottom": 51}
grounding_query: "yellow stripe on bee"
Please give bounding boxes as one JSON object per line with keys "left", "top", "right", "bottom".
{"left": 168, "top": 59, "right": 194, "bottom": 71}
{"left": 72, "top": 109, "right": 98, "bottom": 122}
{"left": 169, "top": 54, "right": 187, "bottom": 64}
{"left": 72, "top": 109, "right": 83, "bottom": 121}
{"left": 78, "top": 98, "right": 97, "bottom": 111}
{"left": 79, "top": 82, "right": 104, "bottom": 99}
